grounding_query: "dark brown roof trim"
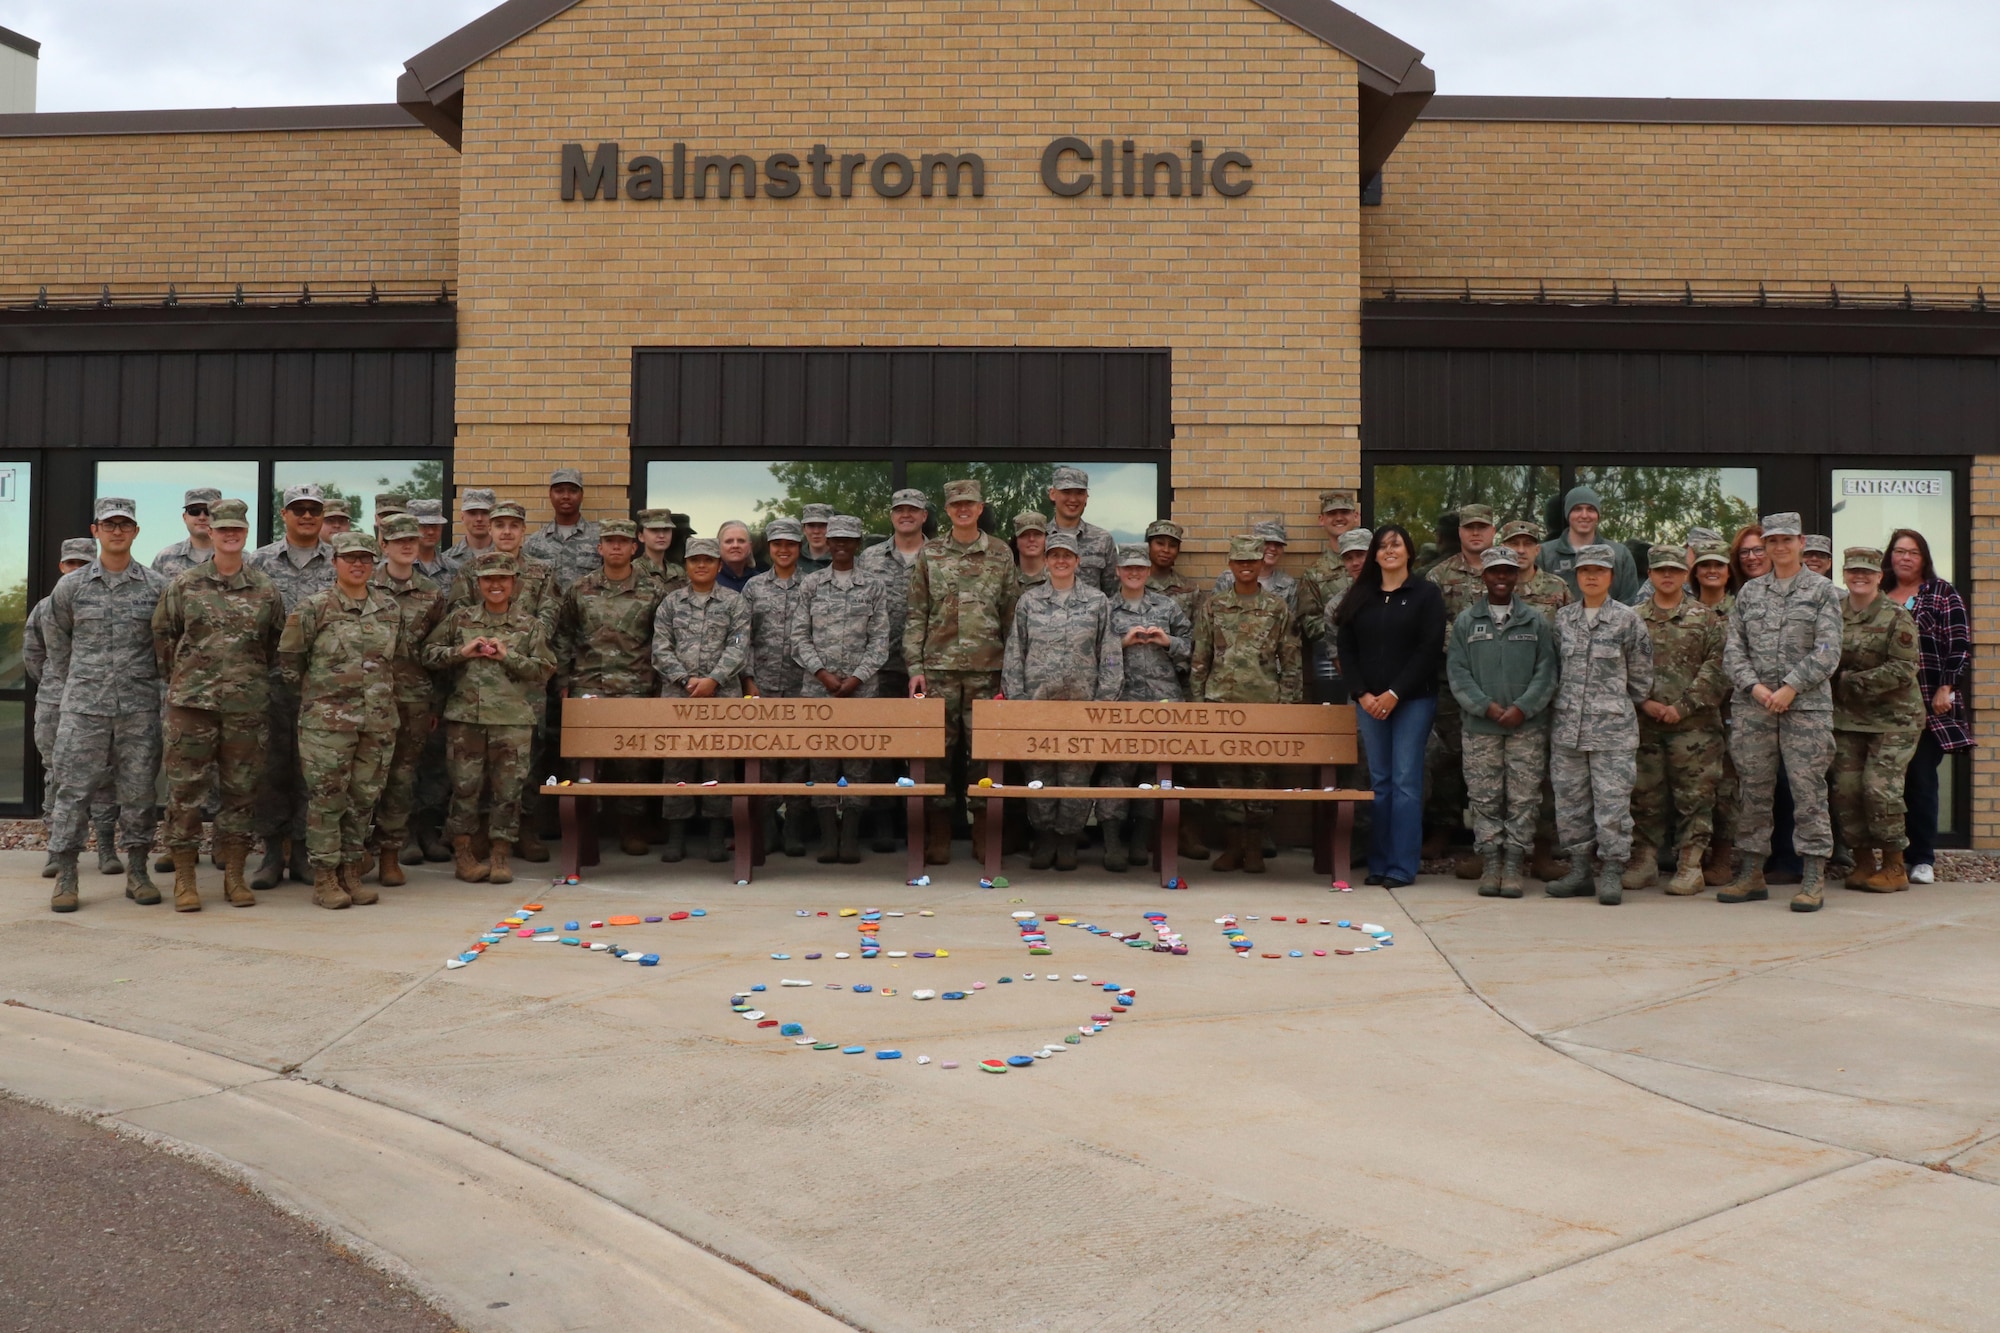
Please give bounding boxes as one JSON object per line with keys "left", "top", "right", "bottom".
{"left": 0, "top": 24, "right": 39, "bottom": 58}
{"left": 400, "top": 0, "right": 582, "bottom": 149}
{"left": 0, "top": 304, "right": 456, "bottom": 355}
{"left": 1422, "top": 96, "right": 2000, "bottom": 127}
{"left": 0, "top": 103, "right": 423, "bottom": 139}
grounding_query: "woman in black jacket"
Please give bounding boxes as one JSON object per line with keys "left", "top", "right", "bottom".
{"left": 1335, "top": 525, "right": 1447, "bottom": 886}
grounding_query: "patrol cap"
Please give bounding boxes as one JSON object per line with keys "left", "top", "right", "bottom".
{"left": 598, "top": 518, "right": 638, "bottom": 540}
{"left": 1685, "top": 526, "right": 1722, "bottom": 547}
{"left": 1691, "top": 541, "right": 1731, "bottom": 566}
{"left": 1045, "top": 530, "right": 1081, "bottom": 555}
{"left": 1228, "top": 535, "right": 1265, "bottom": 561}
{"left": 281, "top": 484, "right": 323, "bottom": 510}
{"left": 1480, "top": 545, "right": 1523, "bottom": 570}
{"left": 889, "top": 488, "right": 929, "bottom": 512}
{"left": 471, "top": 551, "right": 518, "bottom": 577}
{"left": 321, "top": 498, "right": 351, "bottom": 520}
{"left": 329, "top": 532, "right": 378, "bottom": 558}
{"left": 1498, "top": 519, "right": 1543, "bottom": 543}
{"left": 409, "top": 498, "right": 447, "bottom": 523}
{"left": 1319, "top": 489, "right": 1360, "bottom": 514}
{"left": 799, "top": 504, "right": 834, "bottom": 524}
{"left": 460, "top": 487, "right": 497, "bottom": 513}
{"left": 1573, "top": 543, "right": 1618, "bottom": 570}
{"left": 182, "top": 487, "right": 222, "bottom": 509}
{"left": 1050, "top": 466, "right": 1089, "bottom": 491}
{"left": 1116, "top": 543, "right": 1151, "bottom": 567}
{"left": 827, "top": 515, "right": 864, "bottom": 539}
{"left": 1647, "top": 543, "right": 1690, "bottom": 571}
{"left": 1251, "top": 520, "right": 1289, "bottom": 546}
{"left": 373, "top": 492, "right": 411, "bottom": 517}
{"left": 1844, "top": 546, "right": 1885, "bottom": 572}
{"left": 943, "top": 479, "right": 982, "bottom": 504}
{"left": 1456, "top": 503, "right": 1497, "bottom": 527}
{"left": 378, "top": 513, "right": 421, "bottom": 542}
{"left": 764, "top": 518, "right": 804, "bottom": 543}
{"left": 1803, "top": 534, "right": 1833, "bottom": 555}
{"left": 1012, "top": 510, "right": 1048, "bottom": 536}
{"left": 208, "top": 498, "right": 252, "bottom": 531}
{"left": 636, "top": 507, "right": 676, "bottom": 530}
{"left": 1760, "top": 511, "right": 1804, "bottom": 537}
{"left": 94, "top": 496, "right": 138, "bottom": 522}
{"left": 684, "top": 536, "right": 722, "bottom": 560}
{"left": 1145, "top": 520, "right": 1185, "bottom": 542}
{"left": 1337, "top": 528, "right": 1374, "bottom": 555}
{"left": 548, "top": 467, "right": 584, "bottom": 488}
{"left": 59, "top": 538, "right": 98, "bottom": 562}
{"left": 490, "top": 501, "right": 528, "bottom": 522}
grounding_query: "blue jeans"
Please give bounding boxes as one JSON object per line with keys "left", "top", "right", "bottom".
{"left": 1355, "top": 695, "right": 1438, "bottom": 883}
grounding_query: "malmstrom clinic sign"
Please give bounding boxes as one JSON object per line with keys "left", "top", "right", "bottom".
{"left": 559, "top": 138, "right": 1254, "bottom": 202}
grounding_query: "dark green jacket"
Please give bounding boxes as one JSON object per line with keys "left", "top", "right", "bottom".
{"left": 1447, "top": 598, "right": 1559, "bottom": 735}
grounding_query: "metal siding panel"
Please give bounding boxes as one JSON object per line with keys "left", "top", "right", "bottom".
{"left": 272, "top": 353, "right": 314, "bottom": 445}
{"left": 351, "top": 351, "right": 394, "bottom": 447}
{"left": 1575, "top": 352, "right": 1622, "bottom": 451}
{"left": 1488, "top": 352, "right": 1538, "bottom": 453}
{"left": 1700, "top": 355, "right": 1749, "bottom": 456}
{"left": 389, "top": 353, "right": 429, "bottom": 448}
{"left": 234, "top": 353, "right": 274, "bottom": 448}
{"left": 1788, "top": 356, "right": 1830, "bottom": 453}
{"left": 118, "top": 355, "right": 157, "bottom": 448}
{"left": 430, "top": 352, "right": 454, "bottom": 448}
{"left": 891, "top": 352, "right": 932, "bottom": 449}
{"left": 311, "top": 352, "right": 353, "bottom": 448}
{"left": 847, "top": 352, "right": 890, "bottom": 451}
{"left": 1617, "top": 354, "right": 1663, "bottom": 456}
{"left": 1907, "top": 358, "right": 1960, "bottom": 452}
{"left": 632, "top": 352, "right": 675, "bottom": 449}
{"left": 1060, "top": 352, "right": 1103, "bottom": 451}
{"left": 1536, "top": 352, "right": 1583, "bottom": 453}
{"left": 1405, "top": 351, "right": 1451, "bottom": 449}
{"left": 157, "top": 354, "right": 197, "bottom": 449}
{"left": 1740, "top": 355, "right": 1793, "bottom": 454}
{"left": 1657, "top": 355, "right": 1705, "bottom": 452}
{"left": 195, "top": 353, "right": 235, "bottom": 448}
{"left": 679, "top": 352, "right": 720, "bottom": 447}
{"left": 804, "top": 353, "right": 847, "bottom": 449}
{"left": 760, "top": 351, "right": 804, "bottom": 449}
{"left": 931, "top": 351, "right": 977, "bottom": 450}
{"left": 7, "top": 357, "right": 44, "bottom": 448}
{"left": 42, "top": 356, "right": 81, "bottom": 448}
{"left": 1103, "top": 353, "right": 1146, "bottom": 451}
{"left": 1019, "top": 352, "right": 1061, "bottom": 449}
{"left": 1151, "top": 351, "right": 1173, "bottom": 448}
{"left": 1827, "top": 358, "right": 1871, "bottom": 454}
{"left": 1870, "top": 359, "right": 1920, "bottom": 455}
{"left": 974, "top": 353, "right": 1018, "bottom": 451}
{"left": 1361, "top": 350, "right": 1402, "bottom": 449}
{"left": 79, "top": 355, "right": 121, "bottom": 447}
{"left": 719, "top": 352, "right": 762, "bottom": 447}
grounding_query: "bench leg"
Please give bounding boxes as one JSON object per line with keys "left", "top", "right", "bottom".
{"left": 984, "top": 762, "right": 1005, "bottom": 882}
{"left": 733, "top": 760, "right": 759, "bottom": 884}
{"left": 906, "top": 759, "right": 926, "bottom": 883}
{"left": 1156, "top": 764, "right": 1178, "bottom": 887}
{"left": 1312, "top": 764, "right": 1336, "bottom": 876}
{"left": 559, "top": 794, "right": 582, "bottom": 882}
{"left": 1333, "top": 800, "right": 1355, "bottom": 889}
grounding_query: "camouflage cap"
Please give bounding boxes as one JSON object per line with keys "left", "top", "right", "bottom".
{"left": 329, "top": 531, "right": 378, "bottom": 558}
{"left": 1843, "top": 545, "right": 1884, "bottom": 572}
{"left": 827, "top": 515, "right": 864, "bottom": 539}
{"left": 1145, "top": 520, "right": 1185, "bottom": 542}
{"left": 378, "top": 512, "right": 422, "bottom": 542}
{"left": 1337, "top": 528, "right": 1374, "bottom": 555}
{"left": 208, "top": 498, "right": 252, "bottom": 531}
{"left": 1116, "top": 543, "right": 1151, "bottom": 567}
{"left": 943, "top": 479, "right": 982, "bottom": 504}
{"left": 1573, "top": 543, "right": 1618, "bottom": 570}
{"left": 490, "top": 501, "right": 528, "bottom": 522}
{"left": 459, "top": 487, "right": 497, "bottom": 513}
{"left": 548, "top": 467, "right": 584, "bottom": 488}
{"left": 373, "top": 492, "right": 411, "bottom": 517}
{"left": 636, "top": 507, "right": 676, "bottom": 530}
{"left": 1457, "top": 503, "right": 1497, "bottom": 527}
{"left": 1251, "top": 520, "right": 1289, "bottom": 545}
{"left": 1760, "top": 511, "right": 1804, "bottom": 537}
{"left": 799, "top": 504, "right": 834, "bottom": 524}
{"left": 598, "top": 518, "right": 638, "bottom": 540}
{"left": 1227, "top": 535, "right": 1266, "bottom": 561}
{"left": 1319, "top": 489, "right": 1360, "bottom": 514}
{"left": 408, "top": 498, "right": 446, "bottom": 523}
{"left": 59, "top": 538, "right": 98, "bottom": 562}
{"left": 1012, "top": 510, "right": 1049, "bottom": 536}
{"left": 684, "top": 536, "right": 722, "bottom": 560}
{"left": 1480, "top": 545, "right": 1523, "bottom": 569}
{"left": 1684, "top": 526, "right": 1723, "bottom": 547}
{"left": 1647, "top": 543, "right": 1690, "bottom": 571}
{"left": 1045, "top": 530, "right": 1081, "bottom": 555}
{"left": 94, "top": 496, "right": 138, "bottom": 522}
{"left": 1803, "top": 534, "right": 1833, "bottom": 555}
{"left": 1050, "top": 465, "right": 1090, "bottom": 491}
{"left": 471, "top": 551, "right": 518, "bottom": 577}
{"left": 1690, "top": 541, "right": 1731, "bottom": 566}
{"left": 764, "top": 518, "right": 804, "bottom": 543}
{"left": 889, "top": 488, "right": 929, "bottom": 512}
{"left": 280, "top": 484, "right": 324, "bottom": 509}
{"left": 1498, "top": 519, "right": 1543, "bottom": 543}
{"left": 182, "top": 487, "right": 222, "bottom": 508}
{"left": 321, "top": 498, "right": 352, "bottom": 520}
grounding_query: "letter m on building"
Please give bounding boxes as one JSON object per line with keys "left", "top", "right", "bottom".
{"left": 561, "top": 143, "right": 621, "bottom": 201}
{"left": 921, "top": 153, "right": 985, "bottom": 197}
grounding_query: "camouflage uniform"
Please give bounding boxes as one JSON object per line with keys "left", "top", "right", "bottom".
{"left": 44, "top": 558, "right": 168, "bottom": 855}
{"left": 640, "top": 553, "right": 690, "bottom": 596}
{"left": 1425, "top": 545, "right": 1490, "bottom": 843}
{"left": 151, "top": 537, "right": 215, "bottom": 580}
{"left": 791, "top": 565, "right": 892, "bottom": 808}
{"left": 855, "top": 537, "right": 920, "bottom": 694}
{"left": 1831, "top": 593, "right": 1922, "bottom": 851}
{"left": 1549, "top": 597, "right": 1654, "bottom": 863}
{"left": 652, "top": 584, "right": 751, "bottom": 819}
{"left": 152, "top": 561, "right": 284, "bottom": 850}
{"left": 423, "top": 596, "right": 556, "bottom": 843}
{"left": 247, "top": 536, "right": 334, "bottom": 847}
{"left": 1448, "top": 594, "right": 1558, "bottom": 856}
{"left": 367, "top": 563, "right": 448, "bottom": 847}
{"left": 279, "top": 582, "right": 404, "bottom": 868}
{"left": 1632, "top": 596, "right": 1729, "bottom": 856}
{"left": 27, "top": 592, "right": 119, "bottom": 852}
{"left": 741, "top": 562, "right": 810, "bottom": 818}
{"left": 1002, "top": 581, "right": 1124, "bottom": 833}
{"left": 904, "top": 528, "right": 1020, "bottom": 812}
{"left": 1096, "top": 587, "right": 1192, "bottom": 822}
{"left": 449, "top": 548, "right": 562, "bottom": 822}
{"left": 1048, "top": 518, "right": 1119, "bottom": 596}
{"left": 1697, "top": 588, "right": 1742, "bottom": 847}
{"left": 1724, "top": 570, "right": 1843, "bottom": 860}
{"left": 1190, "top": 584, "right": 1303, "bottom": 825}
{"left": 1297, "top": 553, "right": 1350, "bottom": 648}
{"left": 1210, "top": 565, "right": 1299, "bottom": 614}
{"left": 525, "top": 520, "right": 603, "bottom": 590}
{"left": 1512, "top": 563, "right": 1575, "bottom": 848}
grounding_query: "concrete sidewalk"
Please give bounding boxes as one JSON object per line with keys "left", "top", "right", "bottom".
{"left": 2, "top": 846, "right": 1996, "bottom": 1331}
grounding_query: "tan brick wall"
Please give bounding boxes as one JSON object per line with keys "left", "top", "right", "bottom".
{"left": 0, "top": 126, "right": 459, "bottom": 294}
{"left": 450, "top": 0, "right": 1364, "bottom": 566}
{"left": 1364, "top": 119, "right": 2000, "bottom": 292}
{"left": 1972, "top": 458, "right": 1998, "bottom": 846}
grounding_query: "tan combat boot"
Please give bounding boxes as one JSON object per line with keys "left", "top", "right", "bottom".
{"left": 1528, "top": 836, "right": 1568, "bottom": 883}
{"left": 376, "top": 840, "right": 407, "bottom": 888}
{"left": 1240, "top": 823, "right": 1267, "bottom": 874}
{"left": 1791, "top": 856, "right": 1827, "bottom": 912}
{"left": 171, "top": 848, "right": 202, "bottom": 912}
{"left": 1665, "top": 844, "right": 1706, "bottom": 895}
{"left": 1703, "top": 838, "right": 1737, "bottom": 887}
{"left": 453, "top": 835, "right": 489, "bottom": 883}
{"left": 1716, "top": 863, "right": 1768, "bottom": 904}
{"left": 1211, "top": 826, "right": 1244, "bottom": 873}
{"left": 1845, "top": 845, "right": 1880, "bottom": 890}
{"left": 488, "top": 839, "right": 514, "bottom": 885}
{"left": 1862, "top": 847, "right": 1909, "bottom": 892}
{"left": 219, "top": 838, "right": 255, "bottom": 907}
{"left": 354, "top": 847, "right": 375, "bottom": 881}
{"left": 1621, "top": 844, "right": 1660, "bottom": 891}
{"left": 312, "top": 865, "right": 351, "bottom": 910}
{"left": 341, "top": 860, "right": 379, "bottom": 906}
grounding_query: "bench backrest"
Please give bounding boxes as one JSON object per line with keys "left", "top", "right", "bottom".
{"left": 559, "top": 696, "right": 947, "bottom": 760}
{"left": 970, "top": 699, "right": 1356, "bottom": 765}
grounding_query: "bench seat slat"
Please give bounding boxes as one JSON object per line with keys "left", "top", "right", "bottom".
{"left": 542, "top": 782, "right": 947, "bottom": 797}
{"left": 963, "top": 786, "right": 1373, "bottom": 801}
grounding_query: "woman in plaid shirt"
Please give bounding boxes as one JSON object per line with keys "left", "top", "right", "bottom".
{"left": 1884, "top": 529, "right": 1973, "bottom": 883}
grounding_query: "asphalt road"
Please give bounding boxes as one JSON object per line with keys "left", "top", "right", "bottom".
{"left": 0, "top": 1094, "right": 458, "bottom": 1333}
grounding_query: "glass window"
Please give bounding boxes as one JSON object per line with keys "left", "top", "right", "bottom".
{"left": 1369, "top": 464, "right": 1562, "bottom": 557}
{"left": 1831, "top": 468, "right": 1955, "bottom": 585}
{"left": 646, "top": 460, "right": 895, "bottom": 539}
{"left": 95, "top": 460, "right": 259, "bottom": 571}
{"left": 0, "top": 700, "right": 22, "bottom": 804}
{"left": 0, "top": 462, "right": 29, "bottom": 689}
{"left": 1572, "top": 466, "right": 1759, "bottom": 548}
{"left": 272, "top": 459, "right": 446, "bottom": 534}
{"left": 906, "top": 461, "right": 1158, "bottom": 542}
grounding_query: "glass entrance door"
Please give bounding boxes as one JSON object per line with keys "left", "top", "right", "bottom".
{"left": 1830, "top": 467, "right": 1956, "bottom": 582}
{"left": 0, "top": 460, "right": 31, "bottom": 806}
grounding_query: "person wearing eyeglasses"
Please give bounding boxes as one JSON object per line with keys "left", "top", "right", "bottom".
{"left": 151, "top": 487, "right": 221, "bottom": 579}
{"left": 246, "top": 484, "right": 336, "bottom": 891}
{"left": 1882, "top": 527, "right": 1972, "bottom": 886}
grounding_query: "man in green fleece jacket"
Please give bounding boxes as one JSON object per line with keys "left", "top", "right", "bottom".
{"left": 1539, "top": 484, "right": 1642, "bottom": 605}
{"left": 1447, "top": 546, "right": 1559, "bottom": 897}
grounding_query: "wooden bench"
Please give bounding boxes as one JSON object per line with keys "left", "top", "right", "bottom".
{"left": 541, "top": 696, "right": 948, "bottom": 883}
{"left": 967, "top": 699, "right": 1372, "bottom": 887}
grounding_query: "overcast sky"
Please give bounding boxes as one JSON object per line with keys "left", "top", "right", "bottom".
{"left": 6, "top": 0, "right": 1999, "bottom": 112}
